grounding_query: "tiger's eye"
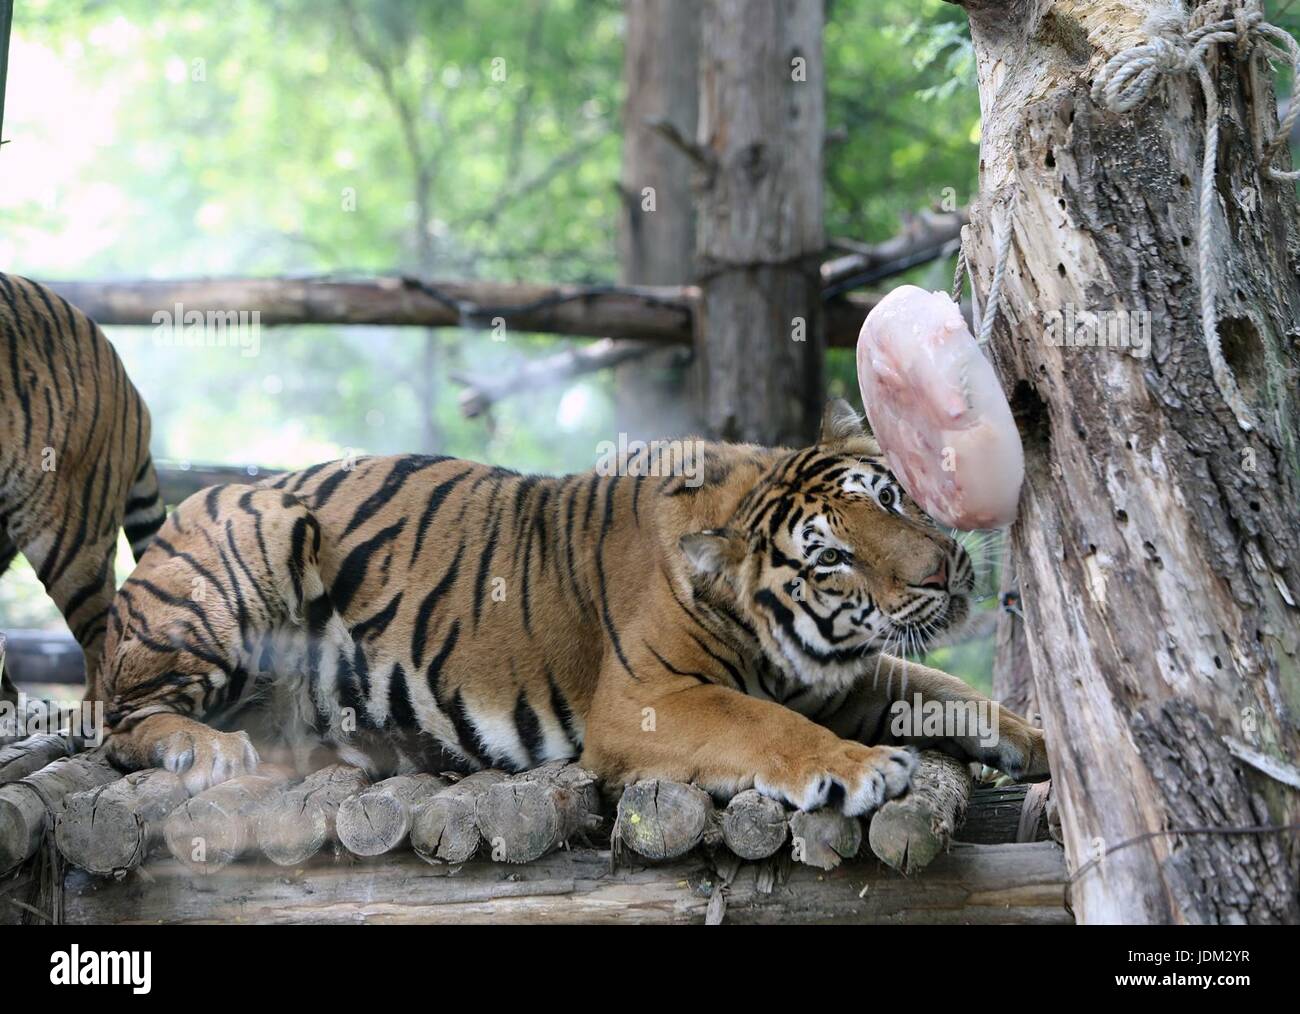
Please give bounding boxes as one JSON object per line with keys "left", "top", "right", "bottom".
{"left": 878, "top": 487, "right": 896, "bottom": 509}
{"left": 816, "top": 548, "right": 841, "bottom": 567}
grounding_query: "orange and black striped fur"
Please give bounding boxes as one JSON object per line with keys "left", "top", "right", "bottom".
{"left": 101, "top": 400, "right": 1047, "bottom": 807}
{"left": 0, "top": 274, "right": 166, "bottom": 700}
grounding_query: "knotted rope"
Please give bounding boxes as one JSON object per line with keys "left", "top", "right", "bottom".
{"left": 952, "top": 193, "right": 1016, "bottom": 348}
{"left": 1092, "top": 0, "right": 1300, "bottom": 432}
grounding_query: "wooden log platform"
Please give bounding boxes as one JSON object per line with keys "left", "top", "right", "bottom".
{"left": 868, "top": 752, "right": 972, "bottom": 873}
{"left": 55, "top": 769, "right": 188, "bottom": 876}
{"left": 59, "top": 841, "right": 1070, "bottom": 925}
{"left": 0, "top": 749, "right": 120, "bottom": 875}
{"left": 336, "top": 773, "right": 447, "bottom": 857}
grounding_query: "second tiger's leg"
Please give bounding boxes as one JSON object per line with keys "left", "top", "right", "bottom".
{"left": 817, "top": 655, "right": 1049, "bottom": 781}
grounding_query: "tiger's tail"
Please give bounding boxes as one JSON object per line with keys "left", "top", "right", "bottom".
{"left": 123, "top": 453, "right": 167, "bottom": 561}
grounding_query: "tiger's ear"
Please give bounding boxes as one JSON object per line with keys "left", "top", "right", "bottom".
{"left": 819, "top": 398, "right": 866, "bottom": 445}
{"left": 679, "top": 529, "right": 744, "bottom": 576}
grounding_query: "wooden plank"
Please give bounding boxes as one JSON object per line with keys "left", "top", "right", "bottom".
{"left": 61, "top": 841, "right": 1071, "bottom": 925}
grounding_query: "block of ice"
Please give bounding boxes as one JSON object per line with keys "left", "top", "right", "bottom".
{"left": 856, "top": 285, "right": 1023, "bottom": 530}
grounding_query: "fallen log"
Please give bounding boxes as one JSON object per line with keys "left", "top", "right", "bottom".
{"left": 45, "top": 276, "right": 697, "bottom": 344}
{"left": 55, "top": 769, "right": 188, "bottom": 876}
{"left": 719, "top": 789, "right": 789, "bottom": 860}
{"left": 41, "top": 276, "right": 881, "bottom": 349}
{"left": 0, "top": 750, "right": 120, "bottom": 875}
{"left": 0, "top": 735, "right": 72, "bottom": 785}
{"left": 60, "top": 841, "right": 1072, "bottom": 925}
{"left": 162, "top": 771, "right": 290, "bottom": 874}
{"left": 475, "top": 761, "right": 603, "bottom": 864}
{"left": 410, "top": 769, "right": 508, "bottom": 865}
{"left": 336, "top": 773, "right": 447, "bottom": 858}
{"left": 867, "top": 751, "right": 972, "bottom": 874}
{"left": 614, "top": 779, "right": 716, "bottom": 861}
{"left": 255, "top": 764, "right": 370, "bottom": 867}
{"left": 789, "top": 809, "right": 863, "bottom": 871}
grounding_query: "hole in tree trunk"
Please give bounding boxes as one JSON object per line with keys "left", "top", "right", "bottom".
{"left": 1218, "top": 316, "right": 1266, "bottom": 407}
{"left": 1010, "top": 380, "right": 1051, "bottom": 482}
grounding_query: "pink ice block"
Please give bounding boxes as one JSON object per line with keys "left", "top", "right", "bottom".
{"left": 856, "top": 285, "right": 1023, "bottom": 530}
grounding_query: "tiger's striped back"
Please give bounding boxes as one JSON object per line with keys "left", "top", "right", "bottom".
{"left": 0, "top": 273, "right": 166, "bottom": 699}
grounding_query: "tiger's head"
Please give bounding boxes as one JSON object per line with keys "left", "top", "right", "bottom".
{"left": 680, "top": 399, "right": 975, "bottom": 691}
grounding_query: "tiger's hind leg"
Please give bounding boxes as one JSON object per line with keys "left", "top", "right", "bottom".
{"left": 0, "top": 529, "right": 18, "bottom": 705}
{"left": 122, "top": 452, "right": 167, "bottom": 561}
{"left": 13, "top": 527, "right": 118, "bottom": 703}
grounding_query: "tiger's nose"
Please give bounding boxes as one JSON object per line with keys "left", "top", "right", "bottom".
{"left": 918, "top": 559, "right": 948, "bottom": 590}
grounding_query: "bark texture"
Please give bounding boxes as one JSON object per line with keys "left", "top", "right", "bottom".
{"left": 696, "top": 0, "right": 826, "bottom": 445}
{"left": 954, "top": 0, "right": 1300, "bottom": 923}
{"left": 616, "top": 0, "right": 702, "bottom": 438}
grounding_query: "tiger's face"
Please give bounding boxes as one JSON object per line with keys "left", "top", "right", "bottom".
{"left": 680, "top": 400, "right": 975, "bottom": 692}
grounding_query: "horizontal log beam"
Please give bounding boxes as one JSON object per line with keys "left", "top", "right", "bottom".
{"left": 41, "top": 277, "right": 880, "bottom": 349}
{"left": 60, "top": 841, "right": 1070, "bottom": 925}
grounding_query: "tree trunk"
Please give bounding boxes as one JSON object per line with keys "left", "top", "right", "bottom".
{"left": 696, "top": 0, "right": 826, "bottom": 446}
{"left": 952, "top": 0, "right": 1300, "bottom": 923}
{"left": 993, "top": 545, "right": 1038, "bottom": 721}
{"left": 616, "top": 0, "right": 702, "bottom": 439}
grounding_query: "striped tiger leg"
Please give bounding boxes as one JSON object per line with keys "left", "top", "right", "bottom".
{"left": 0, "top": 530, "right": 18, "bottom": 705}
{"left": 123, "top": 453, "right": 167, "bottom": 560}
{"left": 820, "top": 656, "right": 1049, "bottom": 781}
{"left": 22, "top": 532, "right": 118, "bottom": 702}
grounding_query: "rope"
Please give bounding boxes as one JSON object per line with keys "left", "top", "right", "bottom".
{"left": 951, "top": 194, "right": 1015, "bottom": 350}
{"left": 977, "top": 202, "right": 1015, "bottom": 347}
{"left": 1091, "top": 0, "right": 1300, "bottom": 432}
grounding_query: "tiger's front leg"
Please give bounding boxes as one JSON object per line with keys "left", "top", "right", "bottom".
{"left": 107, "top": 713, "right": 260, "bottom": 796}
{"left": 820, "top": 655, "right": 1049, "bottom": 780}
{"left": 583, "top": 674, "right": 917, "bottom": 816}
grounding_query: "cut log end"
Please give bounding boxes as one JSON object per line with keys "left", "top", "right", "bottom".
{"left": 255, "top": 764, "right": 370, "bottom": 867}
{"left": 789, "top": 809, "right": 863, "bottom": 871}
{"left": 477, "top": 762, "right": 602, "bottom": 864}
{"left": 163, "top": 771, "right": 289, "bottom": 874}
{"left": 614, "top": 779, "right": 714, "bottom": 861}
{"left": 336, "top": 773, "right": 447, "bottom": 858}
{"left": 55, "top": 769, "right": 188, "bottom": 876}
{"left": 0, "top": 749, "right": 120, "bottom": 875}
{"left": 868, "top": 751, "right": 973, "bottom": 874}
{"left": 720, "top": 789, "right": 789, "bottom": 860}
{"left": 411, "top": 769, "right": 508, "bottom": 866}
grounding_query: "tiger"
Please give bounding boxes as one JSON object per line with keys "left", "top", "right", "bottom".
{"left": 0, "top": 273, "right": 167, "bottom": 703}
{"left": 99, "top": 399, "right": 1048, "bottom": 810}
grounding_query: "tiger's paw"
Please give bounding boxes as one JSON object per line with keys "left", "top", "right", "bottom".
{"left": 160, "top": 727, "right": 260, "bottom": 795}
{"left": 983, "top": 719, "right": 1049, "bottom": 782}
{"left": 756, "top": 742, "right": 916, "bottom": 817}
